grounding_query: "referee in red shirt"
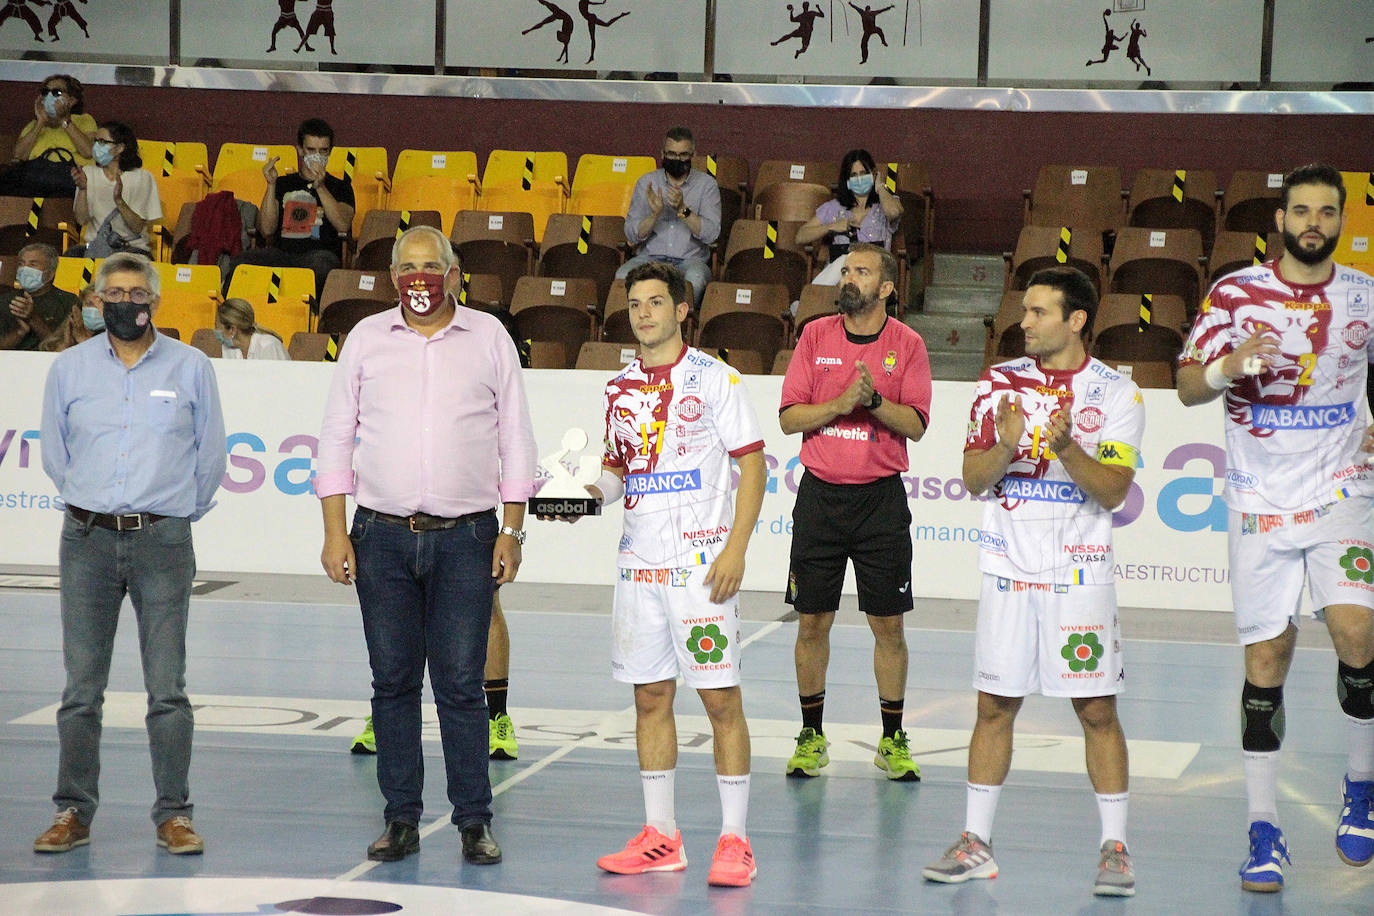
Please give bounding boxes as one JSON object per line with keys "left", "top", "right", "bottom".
{"left": 778, "top": 243, "right": 933, "bottom": 781}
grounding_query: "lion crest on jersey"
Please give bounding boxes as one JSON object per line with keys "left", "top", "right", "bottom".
{"left": 1231, "top": 297, "right": 1334, "bottom": 436}
{"left": 607, "top": 380, "right": 673, "bottom": 508}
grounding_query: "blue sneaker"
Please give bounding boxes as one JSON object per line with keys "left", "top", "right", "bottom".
{"left": 1239, "top": 820, "right": 1290, "bottom": 893}
{"left": 1337, "top": 775, "right": 1374, "bottom": 867}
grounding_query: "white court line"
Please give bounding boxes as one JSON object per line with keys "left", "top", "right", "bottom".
{"left": 334, "top": 617, "right": 784, "bottom": 882}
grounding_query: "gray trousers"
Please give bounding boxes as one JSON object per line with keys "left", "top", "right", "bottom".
{"left": 54, "top": 511, "right": 196, "bottom": 826}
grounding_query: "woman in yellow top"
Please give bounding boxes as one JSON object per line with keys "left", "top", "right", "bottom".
{"left": 13, "top": 74, "right": 96, "bottom": 165}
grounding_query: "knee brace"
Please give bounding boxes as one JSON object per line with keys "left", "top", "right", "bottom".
{"left": 1338, "top": 659, "right": 1374, "bottom": 720}
{"left": 1241, "top": 681, "right": 1285, "bottom": 752}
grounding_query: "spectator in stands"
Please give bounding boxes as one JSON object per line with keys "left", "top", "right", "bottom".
{"left": 796, "top": 148, "right": 902, "bottom": 286}
{"left": 226, "top": 117, "right": 354, "bottom": 299}
{"left": 0, "top": 242, "right": 77, "bottom": 350}
{"left": 214, "top": 297, "right": 289, "bottom": 360}
{"left": 70, "top": 121, "right": 162, "bottom": 257}
{"left": 12, "top": 74, "right": 95, "bottom": 165}
{"left": 40, "top": 284, "right": 102, "bottom": 352}
{"left": 617, "top": 126, "right": 720, "bottom": 309}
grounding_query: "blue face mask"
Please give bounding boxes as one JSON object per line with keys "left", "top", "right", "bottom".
{"left": 92, "top": 141, "right": 115, "bottom": 167}
{"left": 42, "top": 94, "right": 59, "bottom": 118}
{"left": 81, "top": 305, "right": 105, "bottom": 331}
{"left": 214, "top": 329, "right": 234, "bottom": 348}
{"left": 16, "top": 265, "right": 44, "bottom": 292}
{"left": 847, "top": 173, "right": 875, "bottom": 197}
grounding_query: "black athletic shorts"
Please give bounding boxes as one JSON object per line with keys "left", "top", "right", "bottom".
{"left": 785, "top": 470, "right": 913, "bottom": 617}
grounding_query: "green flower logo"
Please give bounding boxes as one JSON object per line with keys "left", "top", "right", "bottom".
{"left": 688, "top": 624, "right": 728, "bottom": 664}
{"left": 1341, "top": 547, "right": 1374, "bottom": 584}
{"left": 1062, "top": 632, "right": 1104, "bottom": 672}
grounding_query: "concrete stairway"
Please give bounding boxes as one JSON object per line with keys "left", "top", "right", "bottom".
{"left": 903, "top": 252, "right": 1004, "bottom": 381}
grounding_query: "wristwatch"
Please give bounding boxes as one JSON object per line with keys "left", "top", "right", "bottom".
{"left": 678, "top": 206, "right": 692, "bottom": 219}
{"left": 866, "top": 391, "right": 883, "bottom": 410}
{"left": 499, "top": 525, "right": 526, "bottom": 545}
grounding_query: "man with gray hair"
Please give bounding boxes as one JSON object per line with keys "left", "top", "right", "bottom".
{"left": 0, "top": 242, "right": 76, "bottom": 350}
{"left": 316, "top": 225, "right": 537, "bottom": 865}
{"left": 35, "top": 252, "right": 226, "bottom": 856}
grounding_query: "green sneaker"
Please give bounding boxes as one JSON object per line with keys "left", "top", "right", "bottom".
{"left": 489, "top": 712, "right": 519, "bottom": 760}
{"left": 350, "top": 716, "right": 376, "bottom": 755}
{"left": 785, "top": 727, "right": 829, "bottom": 778}
{"left": 875, "top": 729, "right": 920, "bottom": 781}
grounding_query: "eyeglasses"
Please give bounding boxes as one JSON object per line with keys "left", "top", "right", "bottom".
{"left": 41, "top": 88, "right": 66, "bottom": 97}
{"left": 661, "top": 151, "right": 694, "bottom": 161}
{"left": 99, "top": 288, "right": 152, "bottom": 305}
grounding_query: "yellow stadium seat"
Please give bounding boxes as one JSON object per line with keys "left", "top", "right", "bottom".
{"left": 152, "top": 262, "right": 223, "bottom": 341}
{"left": 1338, "top": 171, "right": 1374, "bottom": 266}
{"left": 327, "top": 146, "right": 391, "bottom": 238}
{"left": 482, "top": 150, "right": 569, "bottom": 189}
{"left": 476, "top": 184, "right": 566, "bottom": 244}
{"left": 567, "top": 182, "right": 636, "bottom": 219}
{"left": 151, "top": 172, "right": 210, "bottom": 261}
{"left": 225, "top": 264, "right": 316, "bottom": 337}
{"left": 138, "top": 140, "right": 210, "bottom": 178}
{"left": 55, "top": 256, "right": 99, "bottom": 294}
{"left": 213, "top": 143, "right": 299, "bottom": 183}
{"left": 392, "top": 150, "right": 480, "bottom": 184}
{"left": 569, "top": 154, "right": 656, "bottom": 198}
{"left": 389, "top": 175, "right": 479, "bottom": 234}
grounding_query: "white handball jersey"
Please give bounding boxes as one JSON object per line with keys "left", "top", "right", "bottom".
{"left": 966, "top": 355, "right": 1145, "bottom": 585}
{"left": 1181, "top": 260, "right": 1374, "bottom": 514}
{"left": 602, "top": 345, "right": 765, "bottom": 569}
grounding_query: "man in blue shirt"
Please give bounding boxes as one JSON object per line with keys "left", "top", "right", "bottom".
{"left": 617, "top": 126, "right": 721, "bottom": 310}
{"left": 34, "top": 251, "right": 226, "bottom": 857}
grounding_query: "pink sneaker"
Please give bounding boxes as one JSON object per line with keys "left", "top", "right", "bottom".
{"left": 596, "top": 825, "right": 687, "bottom": 874}
{"left": 707, "top": 833, "right": 757, "bottom": 887}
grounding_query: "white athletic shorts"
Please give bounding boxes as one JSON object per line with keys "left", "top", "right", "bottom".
{"left": 1228, "top": 495, "right": 1374, "bottom": 646}
{"left": 611, "top": 566, "right": 742, "bottom": 689}
{"left": 974, "top": 573, "right": 1124, "bottom": 698}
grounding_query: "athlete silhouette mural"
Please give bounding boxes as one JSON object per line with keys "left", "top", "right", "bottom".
{"left": 46, "top": 0, "right": 88, "bottom": 41}
{"left": 1085, "top": 6, "right": 1150, "bottom": 76}
{"left": 1085, "top": 8, "right": 1122, "bottom": 67}
{"left": 523, "top": 0, "right": 574, "bottom": 63}
{"left": 849, "top": 2, "right": 892, "bottom": 65}
{"left": 771, "top": 2, "right": 825, "bottom": 59}
{"left": 522, "top": 0, "right": 630, "bottom": 65}
{"left": 267, "top": 0, "right": 310, "bottom": 52}
{"left": 0, "top": 0, "right": 48, "bottom": 42}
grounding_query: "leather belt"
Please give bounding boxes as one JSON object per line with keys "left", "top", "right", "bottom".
{"left": 360, "top": 507, "right": 493, "bottom": 532}
{"left": 68, "top": 505, "right": 169, "bottom": 531}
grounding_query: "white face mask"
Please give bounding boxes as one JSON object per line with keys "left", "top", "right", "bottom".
{"left": 16, "top": 265, "right": 45, "bottom": 292}
{"left": 303, "top": 152, "right": 328, "bottom": 172}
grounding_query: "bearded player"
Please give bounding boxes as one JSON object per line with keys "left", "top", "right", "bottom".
{"left": 1178, "top": 163, "right": 1374, "bottom": 893}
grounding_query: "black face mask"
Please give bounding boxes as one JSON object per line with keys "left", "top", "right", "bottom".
{"left": 103, "top": 299, "right": 152, "bottom": 341}
{"left": 663, "top": 158, "right": 691, "bottom": 179}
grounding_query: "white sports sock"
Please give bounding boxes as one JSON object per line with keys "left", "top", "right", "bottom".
{"left": 965, "top": 782, "right": 1002, "bottom": 842}
{"left": 1243, "top": 749, "right": 1281, "bottom": 826}
{"left": 717, "top": 773, "right": 750, "bottom": 838}
{"left": 1096, "top": 792, "right": 1129, "bottom": 848}
{"left": 1346, "top": 715, "right": 1374, "bottom": 783}
{"left": 641, "top": 769, "right": 676, "bottom": 836}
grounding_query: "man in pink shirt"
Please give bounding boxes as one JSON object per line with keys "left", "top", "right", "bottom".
{"left": 315, "top": 225, "right": 537, "bottom": 866}
{"left": 778, "top": 243, "right": 933, "bottom": 782}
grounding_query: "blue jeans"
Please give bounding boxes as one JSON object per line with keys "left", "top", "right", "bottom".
{"left": 351, "top": 507, "right": 497, "bottom": 828}
{"left": 616, "top": 254, "right": 711, "bottom": 309}
{"left": 55, "top": 511, "right": 196, "bottom": 826}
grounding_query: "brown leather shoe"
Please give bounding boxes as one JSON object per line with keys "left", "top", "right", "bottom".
{"left": 34, "top": 807, "right": 89, "bottom": 853}
{"left": 156, "top": 816, "right": 204, "bottom": 854}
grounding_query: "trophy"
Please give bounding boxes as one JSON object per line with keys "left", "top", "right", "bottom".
{"left": 529, "top": 428, "right": 603, "bottom": 517}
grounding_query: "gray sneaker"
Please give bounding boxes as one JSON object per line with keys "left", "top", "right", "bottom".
{"left": 922, "top": 831, "right": 998, "bottom": 883}
{"left": 1094, "top": 839, "right": 1136, "bottom": 897}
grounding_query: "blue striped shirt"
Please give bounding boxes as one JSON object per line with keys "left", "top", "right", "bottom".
{"left": 40, "top": 332, "right": 226, "bottom": 520}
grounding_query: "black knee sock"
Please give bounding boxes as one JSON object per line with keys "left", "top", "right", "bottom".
{"left": 880, "top": 697, "right": 905, "bottom": 738}
{"left": 484, "top": 679, "right": 508, "bottom": 720}
{"left": 800, "top": 691, "right": 825, "bottom": 733}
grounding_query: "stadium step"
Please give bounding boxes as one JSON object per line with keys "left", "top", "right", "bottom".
{"left": 931, "top": 252, "right": 1004, "bottom": 290}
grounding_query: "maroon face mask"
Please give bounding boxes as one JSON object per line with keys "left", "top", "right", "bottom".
{"left": 397, "top": 270, "right": 450, "bottom": 317}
